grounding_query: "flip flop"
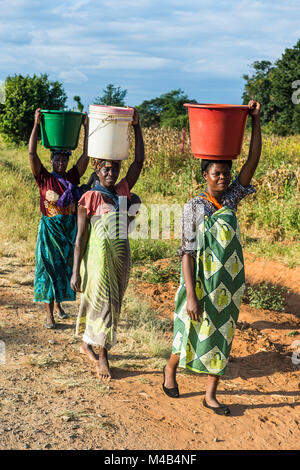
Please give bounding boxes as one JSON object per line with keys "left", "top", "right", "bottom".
{"left": 162, "top": 366, "right": 180, "bottom": 398}
{"left": 55, "top": 309, "right": 69, "bottom": 319}
{"left": 45, "top": 323, "right": 56, "bottom": 329}
{"left": 202, "top": 398, "right": 230, "bottom": 415}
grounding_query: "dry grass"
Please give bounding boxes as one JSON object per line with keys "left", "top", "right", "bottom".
{"left": 0, "top": 128, "right": 299, "bottom": 265}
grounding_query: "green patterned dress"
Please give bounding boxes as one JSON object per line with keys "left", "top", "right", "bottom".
{"left": 75, "top": 182, "right": 131, "bottom": 349}
{"left": 172, "top": 178, "right": 255, "bottom": 375}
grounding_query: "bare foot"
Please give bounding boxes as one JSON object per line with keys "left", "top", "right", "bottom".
{"left": 45, "top": 312, "right": 56, "bottom": 328}
{"left": 80, "top": 343, "right": 99, "bottom": 363}
{"left": 96, "top": 356, "right": 113, "bottom": 382}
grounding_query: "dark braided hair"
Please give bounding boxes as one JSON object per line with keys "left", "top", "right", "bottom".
{"left": 50, "top": 149, "right": 72, "bottom": 159}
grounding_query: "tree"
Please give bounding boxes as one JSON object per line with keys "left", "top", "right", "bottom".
{"left": 136, "top": 89, "right": 196, "bottom": 128}
{"left": 242, "top": 60, "right": 276, "bottom": 126}
{"left": 0, "top": 74, "right": 67, "bottom": 144}
{"left": 270, "top": 39, "right": 300, "bottom": 135}
{"left": 94, "top": 84, "right": 127, "bottom": 107}
{"left": 242, "top": 39, "right": 300, "bottom": 135}
{"left": 73, "top": 95, "right": 84, "bottom": 112}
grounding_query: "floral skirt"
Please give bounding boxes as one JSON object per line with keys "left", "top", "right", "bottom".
{"left": 34, "top": 214, "right": 77, "bottom": 303}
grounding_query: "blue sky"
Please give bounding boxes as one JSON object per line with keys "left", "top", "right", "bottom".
{"left": 0, "top": 0, "right": 299, "bottom": 110}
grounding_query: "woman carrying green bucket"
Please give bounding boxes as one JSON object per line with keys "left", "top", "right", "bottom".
{"left": 29, "top": 108, "right": 89, "bottom": 328}
{"left": 163, "top": 100, "right": 261, "bottom": 415}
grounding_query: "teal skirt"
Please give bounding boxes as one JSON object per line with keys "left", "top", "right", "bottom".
{"left": 34, "top": 214, "right": 77, "bottom": 303}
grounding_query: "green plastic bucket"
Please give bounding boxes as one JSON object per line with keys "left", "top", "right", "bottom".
{"left": 40, "top": 110, "right": 84, "bottom": 150}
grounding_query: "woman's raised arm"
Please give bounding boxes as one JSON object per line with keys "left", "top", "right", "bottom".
{"left": 125, "top": 108, "right": 145, "bottom": 190}
{"left": 28, "top": 108, "right": 42, "bottom": 178}
{"left": 238, "top": 100, "right": 262, "bottom": 187}
{"left": 75, "top": 113, "right": 89, "bottom": 178}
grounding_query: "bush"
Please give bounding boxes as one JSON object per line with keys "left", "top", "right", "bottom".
{"left": 0, "top": 73, "right": 67, "bottom": 144}
{"left": 246, "top": 282, "right": 289, "bottom": 311}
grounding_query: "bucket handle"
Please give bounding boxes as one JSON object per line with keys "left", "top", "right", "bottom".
{"left": 88, "top": 115, "right": 131, "bottom": 138}
{"left": 88, "top": 116, "right": 117, "bottom": 138}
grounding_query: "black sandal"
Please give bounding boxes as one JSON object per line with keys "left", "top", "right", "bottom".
{"left": 162, "top": 366, "right": 179, "bottom": 398}
{"left": 203, "top": 398, "right": 230, "bottom": 415}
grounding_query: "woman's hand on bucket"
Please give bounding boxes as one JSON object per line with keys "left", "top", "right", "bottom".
{"left": 248, "top": 100, "right": 261, "bottom": 118}
{"left": 34, "top": 108, "right": 42, "bottom": 126}
{"left": 127, "top": 106, "right": 139, "bottom": 126}
{"left": 82, "top": 112, "right": 88, "bottom": 127}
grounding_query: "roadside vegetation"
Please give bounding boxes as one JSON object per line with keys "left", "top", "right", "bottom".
{"left": 0, "top": 127, "right": 299, "bottom": 266}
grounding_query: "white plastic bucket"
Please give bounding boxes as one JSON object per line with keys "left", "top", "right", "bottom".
{"left": 88, "top": 105, "right": 134, "bottom": 160}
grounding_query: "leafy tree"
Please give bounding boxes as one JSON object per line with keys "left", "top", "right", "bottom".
{"left": 73, "top": 95, "right": 84, "bottom": 112}
{"left": 270, "top": 39, "right": 300, "bottom": 135}
{"left": 136, "top": 89, "right": 196, "bottom": 128}
{"left": 242, "top": 39, "right": 300, "bottom": 135}
{"left": 94, "top": 84, "right": 127, "bottom": 107}
{"left": 0, "top": 73, "right": 67, "bottom": 144}
{"left": 242, "top": 60, "right": 276, "bottom": 126}
{"left": 135, "top": 97, "right": 163, "bottom": 127}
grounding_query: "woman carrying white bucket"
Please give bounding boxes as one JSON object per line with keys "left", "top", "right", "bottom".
{"left": 71, "top": 107, "right": 144, "bottom": 381}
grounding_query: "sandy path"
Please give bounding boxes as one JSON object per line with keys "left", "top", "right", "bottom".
{"left": 0, "top": 254, "right": 299, "bottom": 450}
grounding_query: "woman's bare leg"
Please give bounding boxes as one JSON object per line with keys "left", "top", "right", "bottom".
{"left": 163, "top": 354, "right": 179, "bottom": 388}
{"left": 45, "top": 301, "right": 55, "bottom": 326}
{"left": 205, "top": 374, "right": 221, "bottom": 407}
{"left": 54, "top": 302, "right": 69, "bottom": 319}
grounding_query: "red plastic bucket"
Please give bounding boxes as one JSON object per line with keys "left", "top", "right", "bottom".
{"left": 184, "top": 103, "right": 249, "bottom": 160}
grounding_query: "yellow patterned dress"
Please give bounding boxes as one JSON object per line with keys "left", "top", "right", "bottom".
{"left": 75, "top": 179, "right": 131, "bottom": 349}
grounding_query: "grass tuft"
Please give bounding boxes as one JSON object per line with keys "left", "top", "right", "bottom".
{"left": 246, "top": 282, "right": 289, "bottom": 312}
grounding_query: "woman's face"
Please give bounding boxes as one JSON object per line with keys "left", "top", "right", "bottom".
{"left": 203, "top": 163, "right": 231, "bottom": 194}
{"left": 96, "top": 161, "right": 121, "bottom": 188}
{"left": 51, "top": 154, "right": 69, "bottom": 175}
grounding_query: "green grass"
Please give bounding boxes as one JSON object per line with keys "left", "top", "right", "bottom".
{"left": 246, "top": 282, "right": 290, "bottom": 312}
{"left": 242, "top": 236, "right": 300, "bottom": 268}
{"left": 130, "top": 239, "right": 177, "bottom": 264}
{"left": 113, "top": 287, "right": 173, "bottom": 367}
{"left": 286, "top": 331, "right": 300, "bottom": 337}
{"left": 132, "top": 259, "right": 181, "bottom": 283}
{"left": 0, "top": 131, "right": 299, "bottom": 266}
{"left": 26, "top": 354, "right": 61, "bottom": 368}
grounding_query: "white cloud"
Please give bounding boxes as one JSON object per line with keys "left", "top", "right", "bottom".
{"left": 0, "top": 0, "right": 299, "bottom": 106}
{"left": 58, "top": 70, "right": 88, "bottom": 84}
{"left": 91, "top": 52, "right": 172, "bottom": 71}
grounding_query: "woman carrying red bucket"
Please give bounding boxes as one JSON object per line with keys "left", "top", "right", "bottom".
{"left": 163, "top": 100, "right": 261, "bottom": 415}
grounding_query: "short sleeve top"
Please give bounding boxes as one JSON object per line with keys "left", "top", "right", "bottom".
{"left": 78, "top": 177, "right": 131, "bottom": 218}
{"left": 35, "top": 164, "right": 80, "bottom": 217}
{"left": 179, "top": 177, "right": 256, "bottom": 258}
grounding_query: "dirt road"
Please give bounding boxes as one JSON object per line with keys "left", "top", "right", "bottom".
{"left": 0, "top": 254, "right": 299, "bottom": 450}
